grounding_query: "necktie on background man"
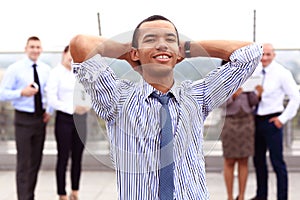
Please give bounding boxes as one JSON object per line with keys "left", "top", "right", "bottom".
{"left": 255, "top": 69, "right": 266, "bottom": 114}
{"left": 32, "top": 63, "right": 43, "bottom": 116}
{"left": 151, "top": 92, "right": 174, "bottom": 200}
{"left": 261, "top": 69, "right": 266, "bottom": 85}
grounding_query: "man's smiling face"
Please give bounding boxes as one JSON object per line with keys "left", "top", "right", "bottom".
{"left": 131, "top": 20, "right": 181, "bottom": 76}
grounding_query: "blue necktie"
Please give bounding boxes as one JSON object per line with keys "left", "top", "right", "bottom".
{"left": 254, "top": 69, "right": 266, "bottom": 114}
{"left": 151, "top": 92, "right": 174, "bottom": 200}
{"left": 261, "top": 69, "right": 266, "bottom": 85}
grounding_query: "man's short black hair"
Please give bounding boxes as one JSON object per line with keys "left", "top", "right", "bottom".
{"left": 26, "top": 36, "right": 40, "bottom": 45}
{"left": 132, "top": 15, "right": 180, "bottom": 48}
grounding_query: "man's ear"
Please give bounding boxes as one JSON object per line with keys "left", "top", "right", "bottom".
{"left": 130, "top": 47, "right": 139, "bottom": 61}
{"left": 127, "top": 48, "right": 142, "bottom": 74}
{"left": 176, "top": 46, "right": 184, "bottom": 64}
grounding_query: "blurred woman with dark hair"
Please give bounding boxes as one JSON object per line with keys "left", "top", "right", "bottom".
{"left": 46, "top": 45, "right": 89, "bottom": 200}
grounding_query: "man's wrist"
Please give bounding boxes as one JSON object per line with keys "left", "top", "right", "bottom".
{"left": 184, "top": 41, "right": 191, "bottom": 58}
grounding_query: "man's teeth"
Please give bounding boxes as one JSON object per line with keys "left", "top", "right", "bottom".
{"left": 156, "top": 55, "right": 169, "bottom": 59}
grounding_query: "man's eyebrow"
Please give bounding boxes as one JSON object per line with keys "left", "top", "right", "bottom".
{"left": 143, "top": 33, "right": 156, "bottom": 39}
{"left": 166, "top": 33, "right": 176, "bottom": 37}
{"left": 29, "top": 45, "right": 40, "bottom": 48}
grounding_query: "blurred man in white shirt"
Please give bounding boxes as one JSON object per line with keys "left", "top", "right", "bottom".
{"left": 251, "top": 43, "right": 300, "bottom": 200}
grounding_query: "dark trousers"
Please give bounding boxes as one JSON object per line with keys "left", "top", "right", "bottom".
{"left": 253, "top": 114, "right": 288, "bottom": 200}
{"left": 55, "top": 111, "right": 87, "bottom": 195}
{"left": 14, "top": 110, "right": 46, "bottom": 200}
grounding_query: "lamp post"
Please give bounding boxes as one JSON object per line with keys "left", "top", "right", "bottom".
{"left": 253, "top": 9, "right": 256, "bottom": 42}
{"left": 97, "top": 12, "right": 102, "bottom": 36}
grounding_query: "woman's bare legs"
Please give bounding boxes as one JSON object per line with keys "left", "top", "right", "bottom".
{"left": 237, "top": 157, "right": 249, "bottom": 200}
{"left": 224, "top": 158, "right": 236, "bottom": 200}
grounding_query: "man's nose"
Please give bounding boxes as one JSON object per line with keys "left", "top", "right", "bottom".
{"left": 156, "top": 39, "right": 168, "bottom": 51}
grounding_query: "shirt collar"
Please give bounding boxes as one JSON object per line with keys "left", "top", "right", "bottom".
{"left": 140, "top": 79, "right": 180, "bottom": 103}
{"left": 262, "top": 60, "right": 276, "bottom": 74}
{"left": 25, "top": 57, "right": 41, "bottom": 68}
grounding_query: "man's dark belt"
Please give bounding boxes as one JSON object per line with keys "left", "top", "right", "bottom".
{"left": 255, "top": 112, "right": 281, "bottom": 120}
{"left": 56, "top": 110, "right": 73, "bottom": 117}
{"left": 15, "top": 109, "right": 45, "bottom": 116}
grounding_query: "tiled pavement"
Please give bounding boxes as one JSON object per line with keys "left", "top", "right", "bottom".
{"left": 1, "top": 170, "right": 300, "bottom": 200}
{"left": 1, "top": 140, "right": 300, "bottom": 199}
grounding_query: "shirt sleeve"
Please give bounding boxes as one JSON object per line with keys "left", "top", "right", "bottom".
{"left": 192, "top": 43, "right": 263, "bottom": 117}
{"left": 72, "top": 54, "right": 120, "bottom": 121}
{"left": 247, "top": 91, "right": 260, "bottom": 107}
{"left": 278, "top": 70, "right": 300, "bottom": 124}
{"left": 0, "top": 66, "right": 22, "bottom": 101}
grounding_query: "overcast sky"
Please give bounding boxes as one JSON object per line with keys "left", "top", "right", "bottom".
{"left": 1, "top": 0, "right": 299, "bottom": 52}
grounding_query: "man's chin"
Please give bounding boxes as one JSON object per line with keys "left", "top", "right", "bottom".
{"left": 142, "top": 63, "right": 173, "bottom": 70}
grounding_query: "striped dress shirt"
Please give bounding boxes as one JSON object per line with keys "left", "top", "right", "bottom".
{"left": 73, "top": 43, "right": 262, "bottom": 200}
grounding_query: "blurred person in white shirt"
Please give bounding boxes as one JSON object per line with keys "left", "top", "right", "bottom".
{"left": 250, "top": 43, "right": 300, "bottom": 200}
{"left": 46, "top": 45, "right": 89, "bottom": 200}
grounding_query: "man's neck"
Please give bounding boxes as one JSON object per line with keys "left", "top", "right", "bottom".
{"left": 146, "top": 77, "right": 174, "bottom": 93}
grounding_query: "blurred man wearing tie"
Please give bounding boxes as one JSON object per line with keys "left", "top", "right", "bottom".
{"left": 250, "top": 43, "right": 300, "bottom": 200}
{"left": 0, "top": 36, "right": 52, "bottom": 200}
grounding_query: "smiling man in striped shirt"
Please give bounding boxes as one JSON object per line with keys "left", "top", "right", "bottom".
{"left": 70, "top": 15, "right": 263, "bottom": 200}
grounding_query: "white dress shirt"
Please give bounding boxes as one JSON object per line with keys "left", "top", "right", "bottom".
{"left": 0, "top": 57, "right": 51, "bottom": 112}
{"left": 45, "top": 64, "right": 76, "bottom": 114}
{"left": 253, "top": 61, "right": 300, "bottom": 124}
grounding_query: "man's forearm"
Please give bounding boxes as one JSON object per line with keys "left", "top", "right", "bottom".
{"left": 182, "top": 40, "right": 253, "bottom": 61}
{"left": 70, "top": 34, "right": 131, "bottom": 63}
